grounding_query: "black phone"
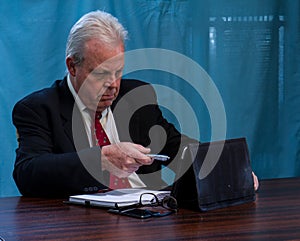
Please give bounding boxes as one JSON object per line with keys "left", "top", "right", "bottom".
{"left": 108, "top": 208, "right": 156, "bottom": 219}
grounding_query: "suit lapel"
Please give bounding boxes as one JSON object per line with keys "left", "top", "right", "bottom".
{"left": 57, "top": 78, "right": 90, "bottom": 151}
{"left": 111, "top": 97, "right": 135, "bottom": 142}
{"left": 111, "top": 83, "right": 142, "bottom": 142}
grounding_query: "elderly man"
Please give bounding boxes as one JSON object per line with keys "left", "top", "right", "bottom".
{"left": 12, "top": 10, "right": 191, "bottom": 197}
{"left": 12, "top": 10, "right": 258, "bottom": 197}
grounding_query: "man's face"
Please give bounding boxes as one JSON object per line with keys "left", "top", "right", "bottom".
{"left": 69, "top": 39, "right": 124, "bottom": 113}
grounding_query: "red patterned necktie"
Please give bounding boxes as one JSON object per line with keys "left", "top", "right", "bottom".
{"left": 94, "top": 111, "right": 131, "bottom": 189}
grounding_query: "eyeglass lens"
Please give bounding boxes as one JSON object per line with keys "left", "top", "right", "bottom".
{"left": 140, "top": 193, "right": 178, "bottom": 211}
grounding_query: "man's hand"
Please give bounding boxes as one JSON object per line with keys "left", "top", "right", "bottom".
{"left": 101, "top": 142, "right": 153, "bottom": 178}
{"left": 252, "top": 171, "right": 259, "bottom": 191}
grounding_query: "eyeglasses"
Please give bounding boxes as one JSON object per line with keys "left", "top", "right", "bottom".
{"left": 114, "top": 193, "right": 178, "bottom": 217}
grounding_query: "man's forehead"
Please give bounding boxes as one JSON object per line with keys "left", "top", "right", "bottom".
{"left": 84, "top": 41, "right": 124, "bottom": 68}
{"left": 93, "top": 54, "right": 124, "bottom": 70}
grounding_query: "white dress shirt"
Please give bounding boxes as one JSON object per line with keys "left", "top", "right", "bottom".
{"left": 67, "top": 75, "right": 146, "bottom": 188}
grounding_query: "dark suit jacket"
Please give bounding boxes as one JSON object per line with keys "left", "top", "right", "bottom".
{"left": 12, "top": 77, "right": 191, "bottom": 197}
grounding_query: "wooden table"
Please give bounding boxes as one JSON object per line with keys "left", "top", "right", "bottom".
{"left": 1, "top": 178, "right": 300, "bottom": 240}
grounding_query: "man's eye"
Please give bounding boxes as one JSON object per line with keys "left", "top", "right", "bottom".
{"left": 116, "top": 70, "right": 123, "bottom": 77}
{"left": 96, "top": 72, "right": 106, "bottom": 76}
{"left": 94, "top": 72, "right": 109, "bottom": 79}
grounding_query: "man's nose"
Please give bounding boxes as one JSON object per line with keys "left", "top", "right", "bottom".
{"left": 109, "top": 77, "right": 118, "bottom": 87}
{"left": 107, "top": 72, "right": 121, "bottom": 86}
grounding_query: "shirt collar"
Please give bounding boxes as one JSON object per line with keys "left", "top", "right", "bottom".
{"left": 67, "top": 74, "right": 86, "bottom": 113}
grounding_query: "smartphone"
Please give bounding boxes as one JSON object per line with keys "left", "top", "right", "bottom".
{"left": 146, "top": 154, "right": 170, "bottom": 161}
{"left": 108, "top": 208, "right": 156, "bottom": 219}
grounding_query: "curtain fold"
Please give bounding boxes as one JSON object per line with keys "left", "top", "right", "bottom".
{"left": 0, "top": 0, "right": 299, "bottom": 197}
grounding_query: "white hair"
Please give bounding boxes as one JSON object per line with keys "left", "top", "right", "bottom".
{"left": 66, "top": 10, "right": 128, "bottom": 65}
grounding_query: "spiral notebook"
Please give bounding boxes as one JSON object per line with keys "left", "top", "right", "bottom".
{"left": 66, "top": 188, "right": 170, "bottom": 208}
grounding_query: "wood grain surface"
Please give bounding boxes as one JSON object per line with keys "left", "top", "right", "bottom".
{"left": 0, "top": 178, "right": 300, "bottom": 241}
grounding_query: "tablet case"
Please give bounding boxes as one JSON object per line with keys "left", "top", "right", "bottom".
{"left": 171, "top": 138, "right": 255, "bottom": 211}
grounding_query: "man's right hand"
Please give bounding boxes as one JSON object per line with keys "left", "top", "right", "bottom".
{"left": 101, "top": 142, "right": 153, "bottom": 178}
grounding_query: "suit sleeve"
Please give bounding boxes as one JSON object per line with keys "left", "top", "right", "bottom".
{"left": 12, "top": 99, "right": 106, "bottom": 197}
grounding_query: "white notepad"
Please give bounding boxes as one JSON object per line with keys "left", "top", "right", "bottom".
{"left": 67, "top": 188, "right": 171, "bottom": 208}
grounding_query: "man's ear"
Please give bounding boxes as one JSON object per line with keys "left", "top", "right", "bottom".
{"left": 66, "top": 57, "right": 76, "bottom": 76}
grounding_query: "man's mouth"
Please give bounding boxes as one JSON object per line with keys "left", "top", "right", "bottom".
{"left": 101, "top": 94, "right": 115, "bottom": 100}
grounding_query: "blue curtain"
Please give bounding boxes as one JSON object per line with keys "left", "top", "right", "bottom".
{"left": 1, "top": 0, "right": 299, "bottom": 197}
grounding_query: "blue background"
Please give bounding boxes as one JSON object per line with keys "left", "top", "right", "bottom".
{"left": 1, "top": 0, "right": 299, "bottom": 197}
